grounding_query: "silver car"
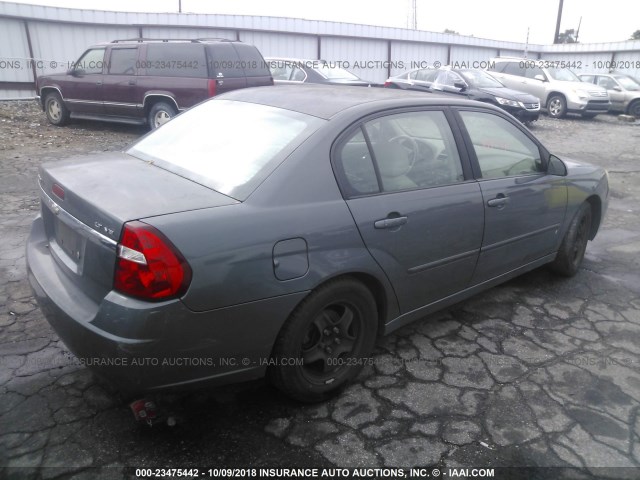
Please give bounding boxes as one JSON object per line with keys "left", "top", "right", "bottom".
{"left": 488, "top": 57, "right": 610, "bottom": 118}
{"left": 579, "top": 73, "right": 640, "bottom": 117}
{"left": 27, "top": 85, "right": 609, "bottom": 402}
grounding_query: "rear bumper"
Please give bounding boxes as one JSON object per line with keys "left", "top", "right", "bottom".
{"left": 27, "top": 215, "right": 307, "bottom": 395}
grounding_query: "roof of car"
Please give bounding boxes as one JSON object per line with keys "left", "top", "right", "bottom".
{"left": 218, "top": 84, "right": 498, "bottom": 120}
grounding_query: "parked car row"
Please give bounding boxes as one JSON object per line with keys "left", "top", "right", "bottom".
{"left": 36, "top": 38, "right": 274, "bottom": 129}
{"left": 35, "top": 39, "right": 638, "bottom": 129}
{"left": 578, "top": 72, "right": 640, "bottom": 117}
{"left": 384, "top": 66, "right": 542, "bottom": 124}
{"left": 265, "top": 57, "right": 375, "bottom": 87}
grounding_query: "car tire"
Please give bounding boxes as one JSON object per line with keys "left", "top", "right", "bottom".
{"left": 627, "top": 100, "right": 640, "bottom": 118}
{"left": 269, "top": 278, "right": 378, "bottom": 403}
{"left": 44, "top": 92, "right": 69, "bottom": 126}
{"left": 148, "top": 101, "right": 177, "bottom": 130}
{"left": 547, "top": 94, "right": 567, "bottom": 118}
{"left": 550, "top": 202, "right": 592, "bottom": 277}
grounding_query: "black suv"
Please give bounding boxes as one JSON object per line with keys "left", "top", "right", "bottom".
{"left": 36, "top": 38, "right": 273, "bottom": 129}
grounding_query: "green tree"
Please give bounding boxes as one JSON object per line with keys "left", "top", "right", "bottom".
{"left": 631, "top": 30, "right": 640, "bottom": 40}
{"left": 557, "top": 28, "right": 578, "bottom": 44}
{"left": 443, "top": 29, "right": 459, "bottom": 35}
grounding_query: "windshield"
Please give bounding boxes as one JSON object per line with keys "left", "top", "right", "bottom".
{"left": 614, "top": 75, "right": 640, "bottom": 91}
{"left": 459, "top": 70, "right": 504, "bottom": 88}
{"left": 128, "top": 100, "right": 325, "bottom": 200}
{"left": 547, "top": 68, "right": 581, "bottom": 82}
{"left": 315, "top": 63, "right": 359, "bottom": 80}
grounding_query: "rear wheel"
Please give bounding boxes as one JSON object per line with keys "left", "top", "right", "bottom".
{"left": 551, "top": 202, "right": 592, "bottom": 277}
{"left": 44, "top": 92, "right": 69, "bottom": 126}
{"left": 547, "top": 94, "right": 567, "bottom": 118}
{"left": 269, "top": 278, "right": 378, "bottom": 402}
{"left": 148, "top": 101, "right": 177, "bottom": 130}
{"left": 627, "top": 100, "right": 640, "bottom": 118}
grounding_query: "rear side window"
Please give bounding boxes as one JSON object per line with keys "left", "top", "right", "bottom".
{"left": 145, "top": 44, "right": 207, "bottom": 78}
{"left": 502, "top": 62, "right": 526, "bottom": 77}
{"left": 335, "top": 129, "right": 380, "bottom": 196}
{"left": 580, "top": 75, "right": 595, "bottom": 84}
{"left": 127, "top": 100, "right": 325, "bottom": 200}
{"left": 206, "top": 43, "right": 244, "bottom": 78}
{"left": 108, "top": 48, "right": 138, "bottom": 75}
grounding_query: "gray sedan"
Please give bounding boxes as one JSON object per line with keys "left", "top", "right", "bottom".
{"left": 27, "top": 85, "right": 609, "bottom": 402}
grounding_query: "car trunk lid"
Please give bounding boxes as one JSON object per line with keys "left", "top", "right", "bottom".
{"left": 38, "top": 152, "right": 238, "bottom": 303}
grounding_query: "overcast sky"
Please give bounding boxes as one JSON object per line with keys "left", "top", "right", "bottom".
{"left": 7, "top": 0, "right": 640, "bottom": 45}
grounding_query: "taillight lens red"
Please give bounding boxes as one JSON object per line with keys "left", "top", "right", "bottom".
{"left": 383, "top": 81, "right": 391, "bottom": 87}
{"left": 207, "top": 79, "right": 216, "bottom": 97}
{"left": 114, "top": 221, "right": 192, "bottom": 301}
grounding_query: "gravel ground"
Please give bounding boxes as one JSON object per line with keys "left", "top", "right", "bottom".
{"left": 1, "top": 100, "right": 640, "bottom": 479}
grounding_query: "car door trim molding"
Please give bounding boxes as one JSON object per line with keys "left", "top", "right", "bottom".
{"left": 481, "top": 223, "right": 560, "bottom": 253}
{"left": 407, "top": 248, "right": 480, "bottom": 274}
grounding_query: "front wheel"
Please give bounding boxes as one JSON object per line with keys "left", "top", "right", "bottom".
{"left": 269, "top": 278, "right": 378, "bottom": 402}
{"left": 44, "top": 92, "right": 69, "bottom": 126}
{"left": 148, "top": 101, "right": 177, "bottom": 130}
{"left": 547, "top": 94, "right": 567, "bottom": 118}
{"left": 550, "top": 202, "right": 592, "bottom": 277}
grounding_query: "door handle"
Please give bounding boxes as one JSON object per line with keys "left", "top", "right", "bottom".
{"left": 128, "top": 80, "right": 136, "bottom": 85}
{"left": 374, "top": 216, "right": 408, "bottom": 229}
{"left": 96, "top": 81, "right": 102, "bottom": 86}
{"left": 487, "top": 195, "right": 508, "bottom": 207}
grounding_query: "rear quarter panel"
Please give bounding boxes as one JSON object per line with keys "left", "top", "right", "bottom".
{"left": 142, "top": 126, "right": 399, "bottom": 320}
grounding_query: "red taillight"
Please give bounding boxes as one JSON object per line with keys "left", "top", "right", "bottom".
{"left": 383, "top": 81, "right": 391, "bottom": 88}
{"left": 52, "top": 183, "right": 65, "bottom": 200}
{"left": 208, "top": 79, "right": 216, "bottom": 97}
{"left": 114, "top": 221, "right": 192, "bottom": 301}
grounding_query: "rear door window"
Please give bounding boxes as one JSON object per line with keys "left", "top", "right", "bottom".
{"left": 108, "top": 48, "right": 138, "bottom": 75}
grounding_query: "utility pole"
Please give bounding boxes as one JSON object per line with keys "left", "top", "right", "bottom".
{"left": 575, "top": 16, "right": 582, "bottom": 43}
{"left": 408, "top": 0, "right": 417, "bottom": 30}
{"left": 554, "top": 0, "right": 564, "bottom": 44}
{"left": 179, "top": 0, "right": 182, "bottom": 13}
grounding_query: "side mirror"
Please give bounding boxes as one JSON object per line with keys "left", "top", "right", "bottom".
{"left": 534, "top": 74, "right": 546, "bottom": 82}
{"left": 453, "top": 81, "right": 467, "bottom": 92}
{"left": 612, "top": 86, "right": 622, "bottom": 92}
{"left": 71, "top": 68, "right": 86, "bottom": 77}
{"left": 548, "top": 155, "right": 567, "bottom": 176}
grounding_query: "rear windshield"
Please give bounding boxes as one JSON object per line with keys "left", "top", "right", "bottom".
{"left": 315, "top": 64, "right": 359, "bottom": 80}
{"left": 127, "top": 100, "right": 324, "bottom": 200}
